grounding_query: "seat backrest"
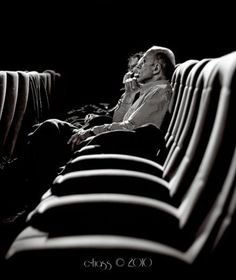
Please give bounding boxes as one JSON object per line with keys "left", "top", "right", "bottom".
{"left": 0, "top": 72, "right": 19, "bottom": 154}
{"left": 27, "top": 71, "right": 42, "bottom": 124}
{"left": 60, "top": 153, "right": 165, "bottom": 177}
{"left": 169, "top": 64, "right": 180, "bottom": 112}
{"left": 160, "top": 61, "right": 197, "bottom": 135}
{"left": 191, "top": 143, "right": 236, "bottom": 265}
{"left": 26, "top": 193, "right": 180, "bottom": 245}
{"left": 164, "top": 60, "right": 198, "bottom": 143}
{"left": 39, "top": 73, "right": 51, "bottom": 119}
{"left": 178, "top": 51, "right": 236, "bottom": 232}
{"left": 163, "top": 59, "right": 211, "bottom": 178}
{"left": 3, "top": 72, "right": 29, "bottom": 157}
{"left": 168, "top": 57, "right": 222, "bottom": 204}
{"left": 157, "top": 60, "right": 198, "bottom": 164}
{"left": 51, "top": 168, "right": 171, "bottom": 201}
{"left": 0, "top": 71, "right": 7, "bottom": 121}
{"left": 43, "top": 70, "right": 61, "bottom": 114}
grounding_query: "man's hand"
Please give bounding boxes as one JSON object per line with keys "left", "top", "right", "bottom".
{"left": 84, "top": 113, "right": 99, "bottom": 124}
{"left": 123, "top": 77, "right": 141, "bottom": 102}
{"left": 122, "top": 71, "right": 133, "bottom": 84}
{"left": 67, "top": 128, "right": 94, "bottom": 152}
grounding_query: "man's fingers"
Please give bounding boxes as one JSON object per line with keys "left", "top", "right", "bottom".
{"left": 67, "top": 134, "right": 75, "bottom": 145}
{"left": 131, "top": 78, "right": 140, "bottom": 89}
{"left": 67, "top": 135, "right": 72, "bottom": 145}
{"left": 125, "top": 77, "right": 139, "bottom": 91}
{"left": 125, "top": 82, "right": 132, "bottom": 92}
{"left": 68, "top": 131, "right": 85, "bottom": 151}
{"left": 71, "top": 136, "right": 79, "bottom": 152}
{"left": 67, "top": 129, "right": 82, "bottom": 145}
{"left": 131, "top": 79, "right": 136, "bottom": 90}
{"left": 68, "top": 129, "right": 91, "bottom": 151}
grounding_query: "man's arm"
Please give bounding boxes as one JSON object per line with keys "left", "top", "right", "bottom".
{"left": 91, "top": 85, "right": 172, "bottom": 134}
{"left": 112, "top": 93, "right": 134, "bottom": 122}
{"left": 113, "top": 77, "right": 140, "bottom": 122}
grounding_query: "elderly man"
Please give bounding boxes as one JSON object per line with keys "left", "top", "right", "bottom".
{"left": 68, "top": 46, "right": 175, "bottom": 151}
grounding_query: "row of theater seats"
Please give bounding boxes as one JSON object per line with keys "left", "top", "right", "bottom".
{"left": 0, "top": 70, "right": 60, "bottom": 159}
{"left": 4, "top": 52, "right": 236, "bottom": 276}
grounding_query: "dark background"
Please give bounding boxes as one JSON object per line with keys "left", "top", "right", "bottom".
{"left": 1, "top": 3, "right": 235, "bottom": 114}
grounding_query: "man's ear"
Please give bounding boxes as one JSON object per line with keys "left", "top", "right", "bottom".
{"left": 153, "top": 63, "right": 161, "bottom": 75}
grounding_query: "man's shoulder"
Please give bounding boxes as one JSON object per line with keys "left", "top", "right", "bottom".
{"left": 149, "top": 81, "right": 172, "bottom": 97}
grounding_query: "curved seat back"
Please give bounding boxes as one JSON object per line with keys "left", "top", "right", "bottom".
{"left": 0, "top": 72, "right": 19, "bottom": 154}
{"left": 163, "top": 59, "right": 211, "bottom": 177}
{"left": 164, "top": 60, "right": 198, "bottom": 146}
{"left": 0, "top": 71, "right": 7, "bottom": 121}
{"left": 4, "top": 72, "right": 29, "bottom": 156}
{"left": 179, "top": 51, "right": 236, "bottom": 228}
{"left": 168, "top": 57, "right": 221, "bottom": 203}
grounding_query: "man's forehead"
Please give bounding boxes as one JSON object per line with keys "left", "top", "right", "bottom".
{"left": 137, "top": 53, "right": 151, "bottom": 64}
{"left": 136, "top": 57, "right": 144, "bottom": 65}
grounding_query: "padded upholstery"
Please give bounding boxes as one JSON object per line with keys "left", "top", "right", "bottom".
{"left": 164, "top": 60, "right": 198, "bottom": 144}
{"left": 163, "top": 59, "right": 211, "bottom": 173}
{"left": 0, "top": 71, "right": 7, "bottom": 121}
{"left": 0, "top": 72, "right": 19, "bottom": 154}
{"left": 52, "top": 169, "right": 170, "bottom": 201}
{"left": 4, "top": 72, "right": 29, "bottom": 156}
{"left": 39, "top": 73, "right": 51, "bottom": 120}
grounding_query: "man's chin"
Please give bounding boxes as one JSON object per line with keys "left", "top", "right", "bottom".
{"left": 137, "top": 77, "right": 144, "bottom": 85}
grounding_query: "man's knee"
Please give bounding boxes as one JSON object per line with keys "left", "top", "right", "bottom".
{"left": 27, "top": 119, "right": 61, "bottom": 143}
{"left": 28, "top": 118, "right": 76, "bottom": 141}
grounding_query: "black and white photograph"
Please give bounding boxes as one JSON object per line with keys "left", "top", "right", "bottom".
{"left": 0, "top": 4, "right": 236, "bottom": 278}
